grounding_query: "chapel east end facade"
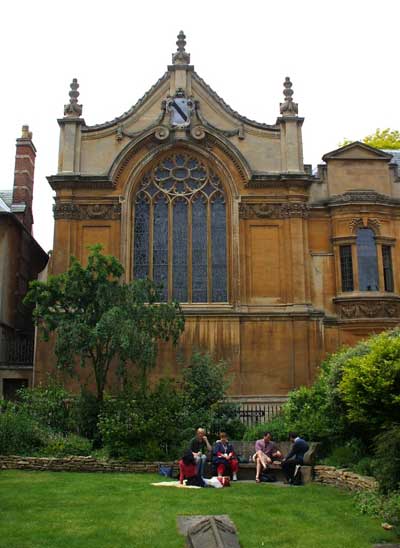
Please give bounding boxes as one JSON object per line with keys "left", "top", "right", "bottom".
{"left": 35, "top": 32, "right": 400, "bottom": 402}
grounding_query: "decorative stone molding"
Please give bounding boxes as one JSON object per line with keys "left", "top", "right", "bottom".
{"left": 335, "top": 298, "right": 400, "bottom": 319}
{"left": 53, "top": 202, "right": 121, "bottom": 220}
{"left": 314, "top": 190, "right": 400, "bottom": 208}
{"left": 314, "top": 465, "right": 378, "bottom": 491}
{"left": 280, "top": 77, "right": 298, "bottom": 116}
{"left": 349, "top": 217, "right": 381, "bottom": 234}
{"left": 239, "top": 202, "right": 309, "bottom": 219}
{"left": 64, "top": 78, "right": 82, "bottom": 118}
{"left": 196, "top": 107, "right": 245, "bottom": 140}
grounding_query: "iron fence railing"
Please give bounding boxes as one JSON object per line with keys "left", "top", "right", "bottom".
{"left": 0, "top": 327, "right": 34, "bottom": 367}
{"left": 237, "top": 402, "right": 283, "bottom": 426}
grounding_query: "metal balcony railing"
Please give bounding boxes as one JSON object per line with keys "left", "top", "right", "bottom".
{"left": 0, "top": 327, "right": 34, "bottom": 367}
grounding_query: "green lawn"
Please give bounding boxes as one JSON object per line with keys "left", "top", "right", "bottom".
{"left": 0, "top": 471, "right": 397, "bottom": 548}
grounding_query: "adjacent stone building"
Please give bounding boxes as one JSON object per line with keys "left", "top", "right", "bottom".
{"left": 34, "top": 33, "right": 400, "bottom": 404}
{"left": 0, "top": 127, "right": 48, "bottom": 399}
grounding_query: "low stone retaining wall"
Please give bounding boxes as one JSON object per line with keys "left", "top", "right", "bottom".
{"left": 0, "top": 455, "right": 177, "bottom": 474}
{"left": 0, "top": 457, "right": 379, "bottom": 492}
{"left": 314, "top": 465, "right": 378, "bottom": 491}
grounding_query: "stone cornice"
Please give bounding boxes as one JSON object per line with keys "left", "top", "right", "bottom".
{"left": 310, "top": 190, "right": 400, "bottom": 208}
{"left": 47, "top": 174, "right": 115, "bottom": 190}
{"left": 239, "top": 202, "right": 310, "bottom": 219}
{"left": 246, "top": 172, "right": 313, "bottom": 189}
{"left": 53, "top": 201, "right": 121, "bottom": 220}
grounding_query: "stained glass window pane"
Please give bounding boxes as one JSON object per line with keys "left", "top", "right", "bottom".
{"left": 382, "top": 245, "right": 394, "bottom": 292}
{"left": 340, "top": 245, "right": 354, "bottom": 292}
{"left": 133, "top": 196, "right": 149, "bottom": 279}
{"left": 211, "top": 195, "right": 227, "bottom": 301}
{"left": 192, "top": 198, "right": 208, "bottom": 302}
{"left": 153, "top": 198, "right": 169, "bottom": 301}
{"left": 357, "top": 228, "right": 379, "bottom": 291}
{"left": 173, "top": 200, "right": 188, "bottom": 301}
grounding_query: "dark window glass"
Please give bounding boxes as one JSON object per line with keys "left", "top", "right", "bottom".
{"left": 340, "top": 245, "right": 354, "bottom": 292}
{"left": 133, "top": 154, "right": 227, "bottom": 303}
{"left": 211, "top": 194, "right": 227, "bottom": 302}
{"left": 173, "top": 199, "right": 188, "bottom": 301}
{"left": 192, "top": 197, "right": 208, "bottom": 302}
{"left": 357, "top": 228, "right": 379, "bottom": 291}
{"left": 382, "top": 245, "right": 394, "bottom": 292}
{"left": 153, "top": 197, "right": 169, "bottom": 301}
{"left": 133, "top": 195, "right": 149, "bottom": 279}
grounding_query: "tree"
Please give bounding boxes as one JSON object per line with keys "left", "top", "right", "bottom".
{"left": 25, "top": 245, "right": 185, "bottom": 401}
{"left": 340, "top": 128, "right": 400, "bottom": 149}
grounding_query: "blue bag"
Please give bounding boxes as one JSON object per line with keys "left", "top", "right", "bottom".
{"left": 159, "top": 465, "right": 173, "bottom": 478}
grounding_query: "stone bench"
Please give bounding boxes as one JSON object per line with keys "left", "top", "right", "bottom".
{"left": 227, "top": 440, "right": 320, "bottom": 483}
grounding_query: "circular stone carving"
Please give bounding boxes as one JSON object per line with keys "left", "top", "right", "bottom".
{"left": 154, "top": 126, "right": 170, "bottom": 141}
{"left": 191, "top": 125, "right": 206, "bottom": 140}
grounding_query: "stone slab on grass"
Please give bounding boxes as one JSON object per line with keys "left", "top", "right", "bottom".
{"left": 177, "top": 515, "right": 235, "bottom": 536}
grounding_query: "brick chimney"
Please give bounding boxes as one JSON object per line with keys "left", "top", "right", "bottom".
{"left": 12, "top": 125, "right": 36, "bottom": 233}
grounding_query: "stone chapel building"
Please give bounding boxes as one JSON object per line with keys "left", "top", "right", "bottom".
{"left": 35, "top": 32, "right": 400, "bottom": 404}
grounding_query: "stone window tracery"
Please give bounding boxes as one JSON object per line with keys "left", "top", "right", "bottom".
{"left": 133, "top": 153, "right": 228, "bottom": 303}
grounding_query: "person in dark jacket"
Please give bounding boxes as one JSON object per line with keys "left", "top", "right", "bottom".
{"left": 212, "top": 432, "right": 239, "bottom": 481}
{"left": 282, "top": 432, "right": 309, "bottom": 484}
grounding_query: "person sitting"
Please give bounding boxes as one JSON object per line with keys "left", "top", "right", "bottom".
{"left": 189, "top": 427, "right": 212, "bottom": 479}
{"left": 212, "top": 431, "right": 239, "bottom": 481}
{"left": 254, "top": 431, "right": 282, "bottom": 483}
{"left": 282, "top": 432, "right": 309, "bottom": 484}
{"left": 179, "top": 450, "right": 205, "bottom": 487}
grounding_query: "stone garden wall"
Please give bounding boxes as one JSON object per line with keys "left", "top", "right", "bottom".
{"left": 0, "top": 455, "right": 177, "bottom": 474}
{"left": 314, "top": 465, "right": 378, "bottom": 491}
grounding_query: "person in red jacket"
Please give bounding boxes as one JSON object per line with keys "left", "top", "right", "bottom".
{"left": 179, "top": 450, "right": 205, "bottom": 487}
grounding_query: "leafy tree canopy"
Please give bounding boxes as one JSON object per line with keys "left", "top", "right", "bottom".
{"left": 340, "top": 128, "right": 400, "bottom": 149}
{"left": 24, "top": 245, "right": 185, "bottom": 401}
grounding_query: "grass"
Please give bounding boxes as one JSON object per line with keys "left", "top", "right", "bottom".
{"left": 0, "top": 471, "right": 398, "bottom": 548}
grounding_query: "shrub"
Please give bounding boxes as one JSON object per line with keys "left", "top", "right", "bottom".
{"left": 373, "top": 424, "right": 400, "bottom": 493}
{"left": 355, "top": 490, "right": 400, "bottom": 534}
{"left": 322, "top": 439, "right": 366, "bottom": 468}
{"left": 98, "top": 380, "right": 187, "bottom": 460}
{"left": 243, "top": 414, "right": 288, "bottom": 442}
{"left": 0, "top": 408, "right": 48, "bottom": 455}
{"left": 70, "top": 389, "right": 102, "bottom": 440}
{"left": 209, "top": 402, "right": 246, "bottom": 440}
{"left": 38, "top": 433, "right": 92, "bottom": 457}
{"left": 18, "top": 382, "right": 72, "bottom": 433}
{"left": 339, "top": 329, "right": 400, "bottom": 432}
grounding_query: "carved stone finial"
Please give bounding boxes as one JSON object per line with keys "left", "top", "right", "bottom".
{"left": 280, "top": 76, "right": 298, "bottom": 116}
{"left": 64, "top": 78, "right": 83, "bottom": 117}
{"left": 21, "top": 125, "right": 32, "bottom": 139}
{"left": 172, "top": 30, "right": 191, "bottom": 65}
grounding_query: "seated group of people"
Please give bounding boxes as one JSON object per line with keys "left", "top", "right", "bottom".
{"left": 179, "top": 428, "right": 238, "bottom": 487}
{"left": 254, "top": 430, "right": 309, "bottom": 484}
{"left": 179, "top": 427, "right": 309, "bottom": 486}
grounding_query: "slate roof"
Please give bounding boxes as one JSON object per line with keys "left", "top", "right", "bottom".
{"left": 383, "top": 149, "right": 400, "bottom": 166}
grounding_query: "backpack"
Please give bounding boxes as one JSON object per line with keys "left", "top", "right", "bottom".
{"left": 261, "top": 471, "right": 277, "bottom": 483}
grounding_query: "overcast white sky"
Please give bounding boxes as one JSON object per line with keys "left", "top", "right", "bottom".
{"left": 1, "top": 0, "right": 399, "bottom": 252}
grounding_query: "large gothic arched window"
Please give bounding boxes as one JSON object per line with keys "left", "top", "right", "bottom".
{"left": 133, "top": 153, "right": 228, "bottom": 303}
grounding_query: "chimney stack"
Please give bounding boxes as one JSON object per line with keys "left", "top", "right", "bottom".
{"left": 12, "top": 125, "right": 36, "bottom": 233}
